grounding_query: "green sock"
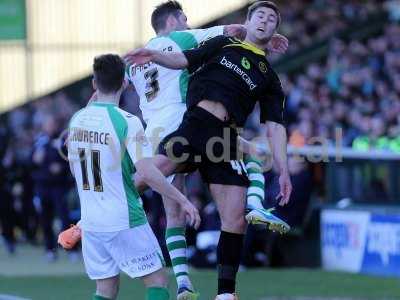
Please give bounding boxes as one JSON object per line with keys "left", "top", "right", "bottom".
{"left": 92, "top": 294, "right": 112, "bottom": 300}
{"left": 165, "top": 227, "right": 191, "bottom": 289}
{"left": 146, "top": 287, "right": 169, "bottom": 300}
{"left": 245, "top": 156, "right": 265, "bottom": 209}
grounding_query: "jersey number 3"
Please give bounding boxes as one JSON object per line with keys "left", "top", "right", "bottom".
{"left": 78, "top": 148, "right": 103, "bottom": 192}
{"left": 144, "top": 68, "right": 159, "bottom": 102}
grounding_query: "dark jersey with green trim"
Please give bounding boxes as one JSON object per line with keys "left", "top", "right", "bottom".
{"left": 183, "top": 36, "right": 285, "bottom": 127}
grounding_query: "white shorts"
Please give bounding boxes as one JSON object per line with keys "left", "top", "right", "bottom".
{"left": 144, "top": 103, "right": 186, "bottom": 146}
{"left": 144, "top": 104, "right": 186, "bottom": 184}
{"left": 82, "top": 223, "right": 164, "bottom": 280}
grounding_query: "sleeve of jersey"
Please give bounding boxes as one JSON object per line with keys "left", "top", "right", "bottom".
{"left": 125, "top": 64, "right": 133, "bottom": 84}
{"left": 259, "top": 74, "right": 286, "bottom": 126}
{"left": 183, "top": 35, "right": 227, "bottom": 73}
{"left": 189, "top": 26, "right": 224, "bottom": 43}
{"left": 125, "top": 117, "right": 154, "bottom": 164}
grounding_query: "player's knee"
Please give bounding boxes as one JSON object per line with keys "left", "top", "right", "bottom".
{"left": 142, "top": 268, "right": 168, "bottom": 288}
{"left": 96, "top": 276, "right": 119, "bottom": 299}
{"left": 166, "top": 212, "right": 185, "bottom": 227}
{"left": 221, "top": 214, "right": 246, "bottom": 233}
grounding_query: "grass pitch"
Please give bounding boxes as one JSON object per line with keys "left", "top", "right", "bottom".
{"left": 0, "top": 245, "right": 398, "bottom": 300}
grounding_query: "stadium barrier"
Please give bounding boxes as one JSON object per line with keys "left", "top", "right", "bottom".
{"left": 257, "top": 144, "right": 400, "bottom": 203}
{"left": 321, "top": 207, "right": 400, "bottom": 277}
{"left": 272, "top": 145, "right": 400, "bottom": 275}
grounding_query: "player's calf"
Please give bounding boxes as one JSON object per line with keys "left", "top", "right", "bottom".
{"left": 163, "top": 174, "right": 198, "bottom": 298}
{"left": 142, "top": 269, "right": 170, "bottom": 300}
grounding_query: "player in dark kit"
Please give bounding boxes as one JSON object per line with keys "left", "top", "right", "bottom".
{"left": 126, "top": 1, "right": 292, "bottom": 299}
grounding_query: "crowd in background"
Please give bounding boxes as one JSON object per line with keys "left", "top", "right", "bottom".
{"left": 282, "top": 24, "right": 400, "bottom": 151}
{"left": 1, "top": 0, "right": 399, "bottom": 267}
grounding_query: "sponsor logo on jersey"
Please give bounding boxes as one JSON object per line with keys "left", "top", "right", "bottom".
{"left": 129, "top": 62, "right": 153, "bottom": 77}
{"left": 220, "top": 56, "right": 257, "bottom": 90}
{"left": 259, "top": 61, "right": 267, "bottom": 73}
{"left": 241, "top": 57, "right": 251, "bottom": 70}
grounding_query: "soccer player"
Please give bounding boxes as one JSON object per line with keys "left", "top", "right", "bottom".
{"left": 60, "top": 1, "right": 289, "bottom": 299}
{"left": 67, "top": 54, "right": 200, "bottom": 300}
{"left": 125, "top": 1, "right": 292, "bottom": 299}
{"left": 124, "top": 1, "right": 288, "bottom": 298}
{"left": 124, "top": 2, "right": 289, "bottom": 298}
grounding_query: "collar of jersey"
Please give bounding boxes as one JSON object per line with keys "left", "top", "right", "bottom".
{"left": 224, "top": 40, "right": 265, "bottom": 56}
{"left": 91, "top": 101, "right": 117, "bottom": 107}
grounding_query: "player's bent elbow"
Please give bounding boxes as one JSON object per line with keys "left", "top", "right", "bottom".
{"left": 134, "top": 158, "right": 153, "bottom": 182}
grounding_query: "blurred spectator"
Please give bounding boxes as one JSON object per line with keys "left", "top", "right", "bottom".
{"left": 31, "top": 115, "right": 72, "bottom": 261}
{"left": 0, "top": 127, "right": 16, "bottom": 254}
{"left": 284, "top": 23, "right": 400, "bottom": 152}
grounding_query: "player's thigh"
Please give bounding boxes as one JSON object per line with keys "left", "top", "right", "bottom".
{"left": 82, "top": 231, "right": 120, "bottom": 280}
{"left": 134, "top": 154, "right": 179, "bottom": 193}
{"left": 157, "top": 110, "right": 200, "bottom": 172}
{"left": 209, "top": 183, "right": 247, "bottom": 234}
{"left": 108, "top": 224, "right": 165, "bottom": 279}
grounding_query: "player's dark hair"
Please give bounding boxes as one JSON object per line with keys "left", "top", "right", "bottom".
{"left": 247, "top": 1, "right": 281, "bottom": 28}
{"left": 93, "top": 54, "right": 125, "bottom": 94}
{"left": 151, "top": 0, "right": 183, "bottom": 33}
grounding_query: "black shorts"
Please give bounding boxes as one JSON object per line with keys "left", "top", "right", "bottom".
{"left": 158, "top": 106, "right": 249, "bottom": 187}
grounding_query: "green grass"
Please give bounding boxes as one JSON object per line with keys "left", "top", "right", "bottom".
{"left": 1, "top": 270, "right": 399, "bottom": 300}
{"left": 0, "top": 245, "right": 399, "bottom": 300}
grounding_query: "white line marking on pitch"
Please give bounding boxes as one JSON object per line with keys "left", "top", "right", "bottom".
{"left": 0, "top": 295, "right": 32, "bottom": 300}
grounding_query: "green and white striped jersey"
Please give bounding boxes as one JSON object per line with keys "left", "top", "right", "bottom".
{"left": 126, "top": 26, "right": 224, "bottom": 123}
{"left": 68, "top": 102, "right": 153, "bottom": 232}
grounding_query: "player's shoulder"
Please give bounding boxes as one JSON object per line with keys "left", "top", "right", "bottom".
{"left": 146, "top": 35, "right": 172, "bottom": 49}
{"left": 68, "top": 107, "right": 87, "bottom": 127}
{"left": 167, "top": 30, "right": 198, "bottom": 46}
{"left": 194, "top": 35, "right": 230, "bottom": 49}
{"left": 114, "top": 107, "right": 142, "bottom": 127}
{"left": 225, "top": 38, "right": 267, "bottom": 57}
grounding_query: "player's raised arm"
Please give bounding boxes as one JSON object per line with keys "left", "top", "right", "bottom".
{"left": 125, "top": 35, "right": 227, "bottom": 73}
{"left": 223, "top": 24, "right": 247, "bottom": 40}
{"left": 135, "top": 158, "right": 200, "bottom": 229}
{"left": 186, "top": 24, "right": 246, "bottom": 41}
{"left": 124, "top": 48, "right": 188, "bottom": 70}
{"left": 260, "top": 70, "right": 292, "bottom": 206}
{"left": 267, "top": 33, "right": 289, "bottom": 54}
{"left": 265, "top": 121, "right": 291, "bottom": 206}
{"left": 125, "top": 117, "right": 200, "bottom": 229}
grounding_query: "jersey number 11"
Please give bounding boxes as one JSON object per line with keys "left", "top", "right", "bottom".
{"left": 78, "top": 148, "right": 103, "bottom": 192}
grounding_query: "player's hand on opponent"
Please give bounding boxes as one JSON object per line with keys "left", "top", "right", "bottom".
{"left": 267, "top": 33, "right": 289, "bottom": 54}
{"left": 224, "top": 24, "right": 247, "bottom": 40}
{"left": 124, "top": 48, "right": 154, "bottom": 66}
{"left": 276, "top": 172, "right": 292, "bottom": 206}
{"left": 181, "top": 200, "right": 201, "bottom": 229}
